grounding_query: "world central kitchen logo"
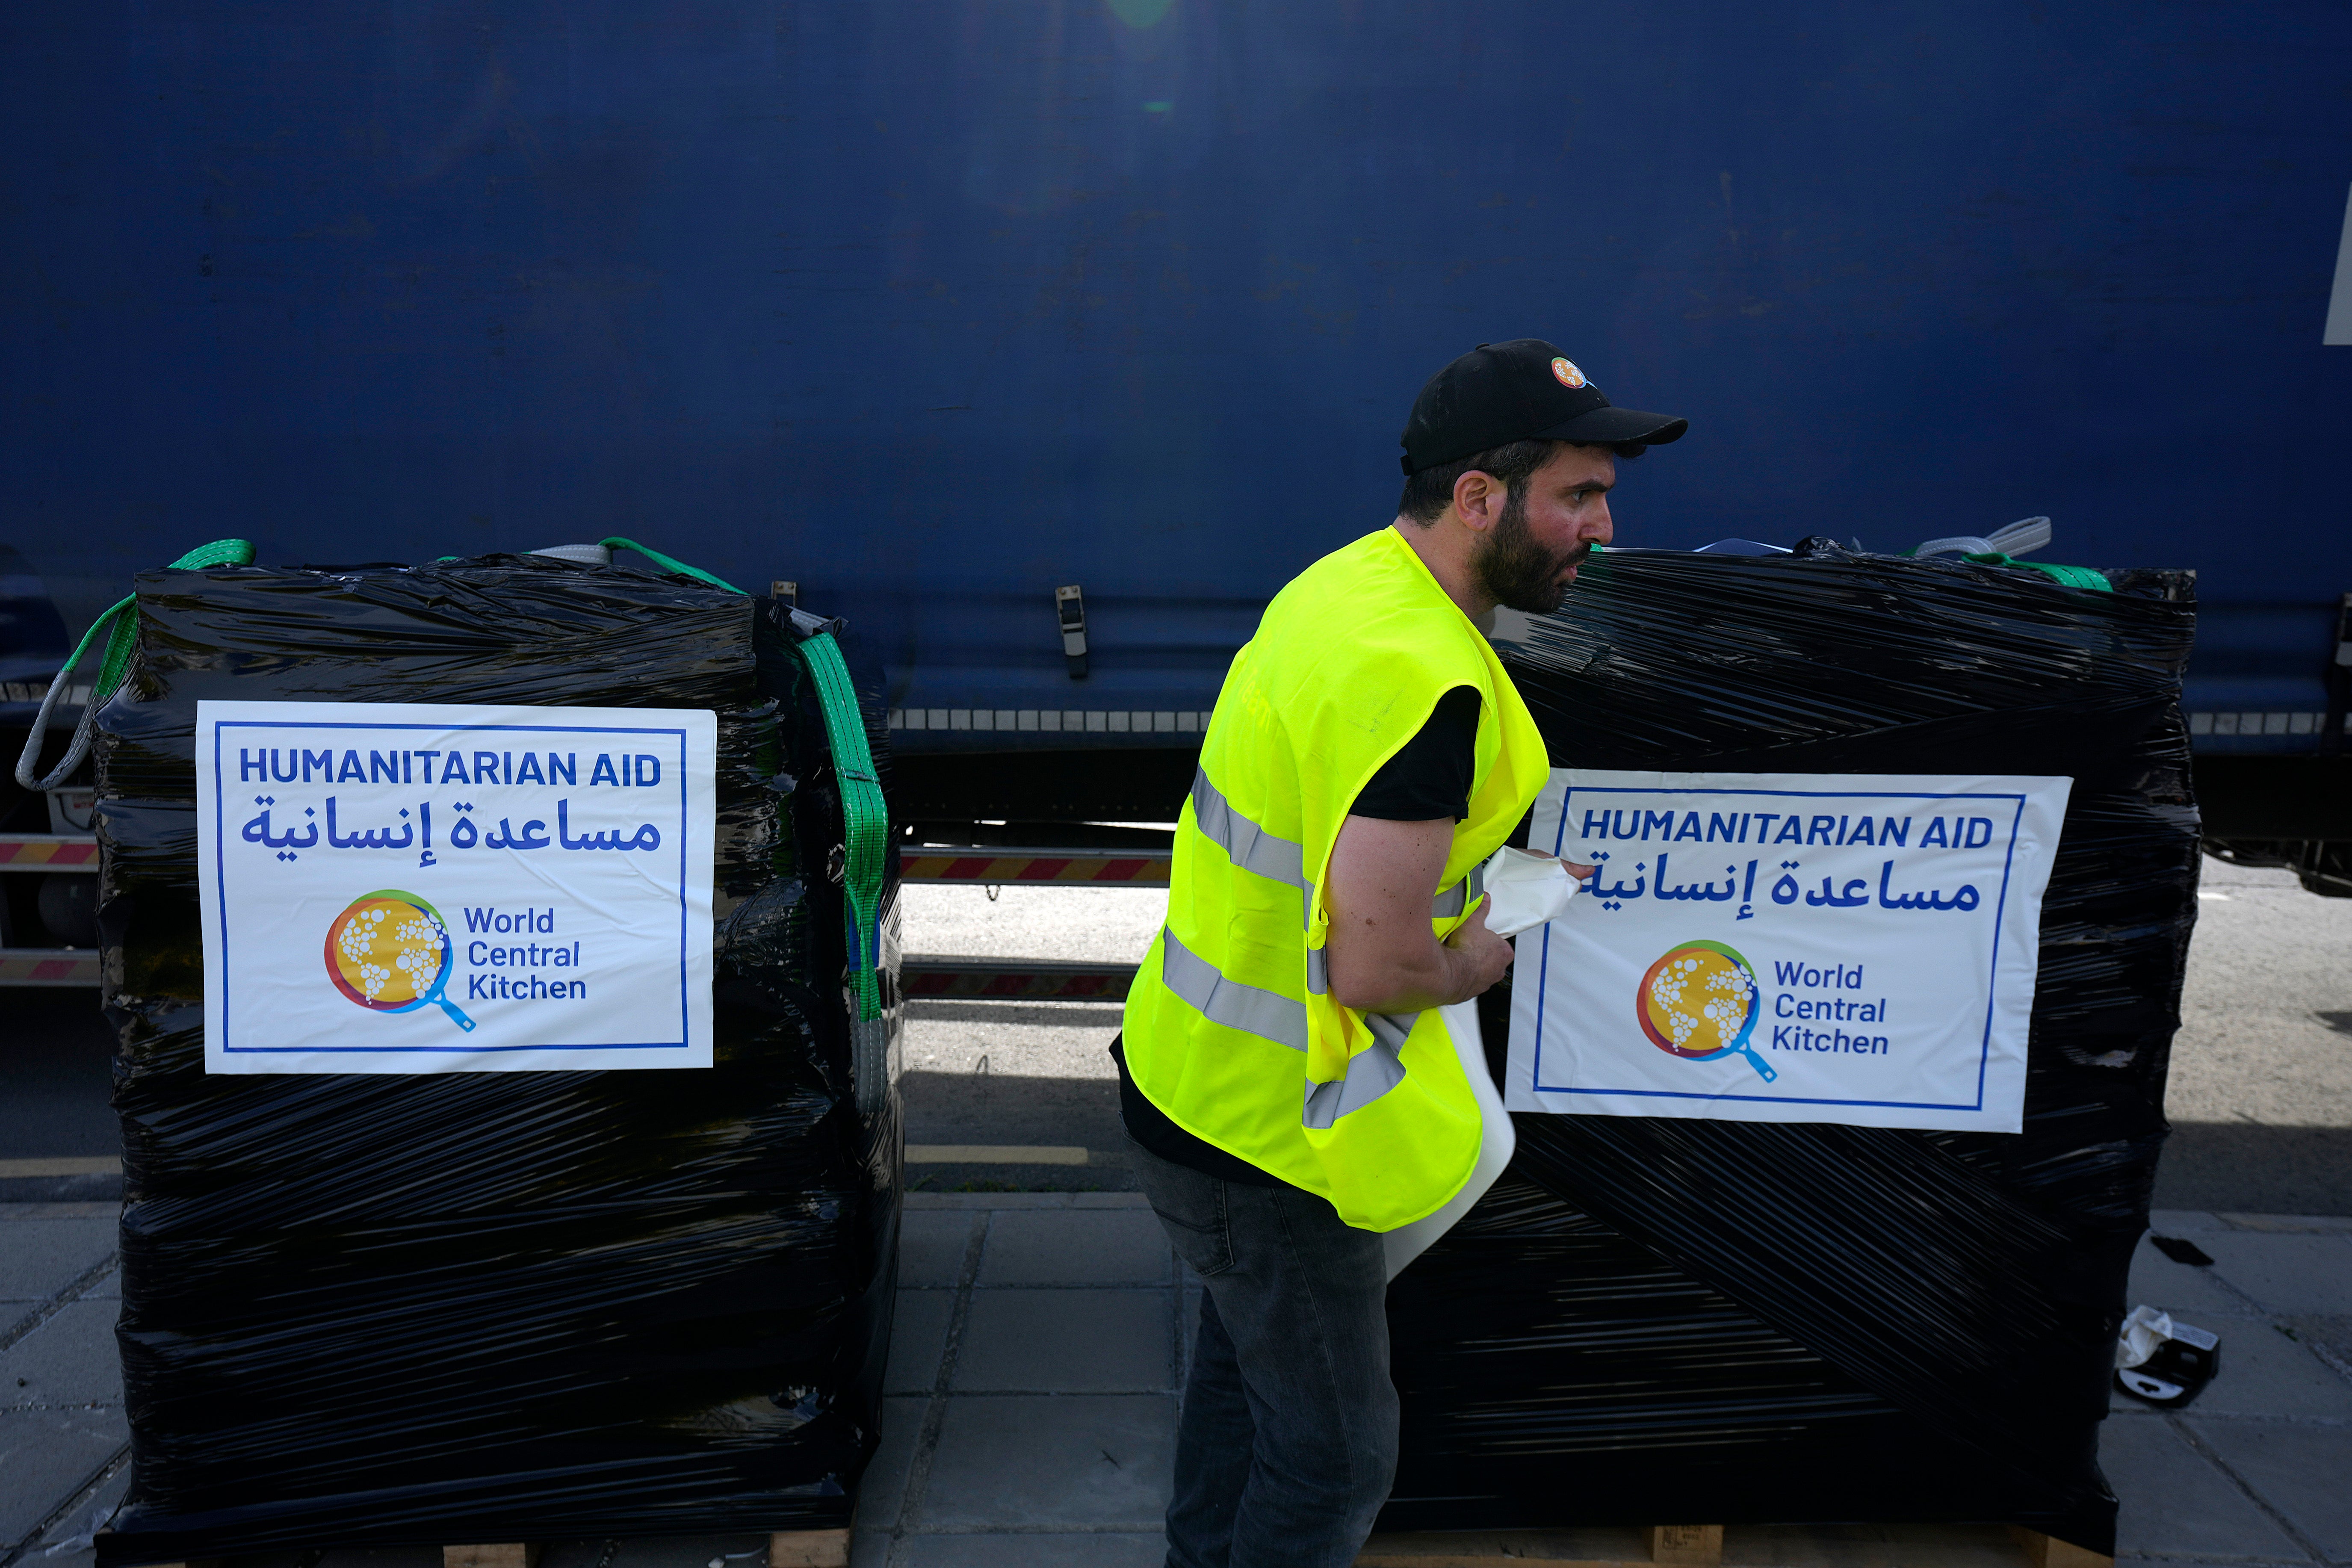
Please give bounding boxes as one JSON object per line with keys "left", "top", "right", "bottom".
{"left": 1635, "top": 939, "right": 1776, "bottom": 1082}
{"left": 325, "top": 893, "right": 591, "bottom": 1031}
{"left": 324, "top": 890, "right": 477, "bottom": 1033}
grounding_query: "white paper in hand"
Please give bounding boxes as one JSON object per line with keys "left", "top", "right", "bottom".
{"left": 1479, "top": 844, "right": 1580, "bottom": 937}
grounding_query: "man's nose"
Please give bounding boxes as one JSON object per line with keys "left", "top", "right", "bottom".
{"left": 1587, "top": 498, "right": 1614, "bottom": 545}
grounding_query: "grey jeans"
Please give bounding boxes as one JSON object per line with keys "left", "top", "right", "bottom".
{"left": 1127, "top": 1136, "right": 1398, "bottom": 1568}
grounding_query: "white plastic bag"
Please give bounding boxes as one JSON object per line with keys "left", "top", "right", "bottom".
{"left": 1478, "top": 844, "right": 1580, "bottom": 937}
{"left": 1382, "top": 998, "right": 1515, "bottom": 1279}
{"left": 1380, "top": 847, "right": 1585, "bottom": 1278}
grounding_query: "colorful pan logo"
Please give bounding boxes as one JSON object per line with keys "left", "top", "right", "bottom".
{"left": 323, "top": 890, "right": 477, "bottom": 1034}
{"left": 1636, "top": 939, "right": 1775, "bottom": 1082}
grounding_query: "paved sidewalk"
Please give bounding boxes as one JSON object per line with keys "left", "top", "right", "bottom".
{"left": 2104, "top": 1207, "right": 2352, "bottom": 1565}
{"left": 6, "top": 1195, "right": 2352, "bottom": 1568}
{"left": 0, "top": 1202, "right": 128, "bottom": 1567}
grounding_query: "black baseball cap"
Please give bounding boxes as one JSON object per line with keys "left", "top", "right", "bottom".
{"left": 1400, "top": 339, "right": 1687, "bottom": 475}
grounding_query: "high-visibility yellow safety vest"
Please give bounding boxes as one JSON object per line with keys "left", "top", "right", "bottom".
{"left": 1121, "top": 525, "right": 1549, "bottom": 1230}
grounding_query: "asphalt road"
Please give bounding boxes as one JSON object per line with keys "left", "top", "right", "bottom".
{"left": 6, "top": 856, "right": 2349, "bottom": 1211}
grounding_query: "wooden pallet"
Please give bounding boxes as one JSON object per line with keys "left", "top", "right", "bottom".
{"left": 138, "top": 1531, "right": 852, "bottom": 1568}
{"left": 1355, "top": 1522, "right": 2111, "bottom": 1568}
{"left": 437, "top": 1537, "right": 848, "bottom": 1568}
{"left": 139, "top": 1522, "right": 2103, "bottom": 1568}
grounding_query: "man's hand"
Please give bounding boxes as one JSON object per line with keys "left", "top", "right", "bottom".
{"left": 1524, "top": 848, "right": 1599, "bottom": 882}
{"left": 1439, "top": 894, "right": 1515, "bottom": 998}
{"left": 1323, "top": 815, "right": 1516, "bottom": 1014}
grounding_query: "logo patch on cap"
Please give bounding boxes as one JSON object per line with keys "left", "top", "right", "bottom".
{"left": 1551, "top": 357, "right": 1587, "bottom": 389}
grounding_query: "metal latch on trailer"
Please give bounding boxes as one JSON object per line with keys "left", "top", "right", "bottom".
{"left": 2327, "top": 592, "right": 2352, "bottom": 758}
{"left": 1055, "top": 584, "right": 1088, "bottom": 678}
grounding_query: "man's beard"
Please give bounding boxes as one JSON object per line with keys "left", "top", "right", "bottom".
{"left": 1471, "top": 486, "right": 1589, "bottom": 615}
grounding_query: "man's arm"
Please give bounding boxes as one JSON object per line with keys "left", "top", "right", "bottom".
{"left": 1322, "top": 815, "right": 1512, "bottom": 1014}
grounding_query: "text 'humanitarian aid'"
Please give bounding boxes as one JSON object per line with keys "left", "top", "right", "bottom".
{"left": 1505, "top": 769, "right": 2070, "bottom": 1131}
{"left": 195, "top": 700, "right": 716, "bottom": 1073}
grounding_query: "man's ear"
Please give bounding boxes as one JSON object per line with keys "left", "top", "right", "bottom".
{"left": 1451, "top": 469, "right": 1502, "bottom": 533}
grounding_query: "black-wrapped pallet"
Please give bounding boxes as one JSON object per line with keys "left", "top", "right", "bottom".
{"left": 92, "top": 554, "right": 901, "bottom": 1563}
{"left": 1384, "top": 543, "right": 2198, "bottom": 1557}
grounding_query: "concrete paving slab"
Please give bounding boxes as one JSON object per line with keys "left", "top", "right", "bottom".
{"left": 2176, "top": 1318, "right": 2352, "bottom": 1419}
{"left": 2199, "top": 1231, "right": 2352, "bottom": 1314}
{"left": 2281, "top": 1313, "right": 2352, "bottom": 1382}
{"left": 0, "top": 1216, "right": 115, "bottom": 1302}
{"left": 84, "top": 1266, "right": 118, "bottom": 1300}
{"left": 854, "top": 1395, "right": 928, "bottom": 1536}
{"left": 0, "top": 1204, "right": 117, "bottom": 1221}
{"left": 954, "top": 1290, "right": 1171, "bottom": 1394}
{"left": 895, "top": 1534, "right": 1165, "bottom": 1567}
{"left": 2148, "top": 1209, "right": 2231, "bottom": 1236}
{"left": 27, "top": 1451, "right": 129, "bottom": 1568}
{"left": 0, "top": 1406, "right": 127, "bottom": 1543}
{"left": 900, "top": 1211, "right": 978, "bottom": 1287}
{"left": 2127, "top": 1234, "right": 2255, "bottom": 1316}
{"left": 2221, "top": 1213, "right": 2352, "bottom": 1234}
{"left": 849, "top": 1530, "right": 889, "bottom": 1568}
{"left": 918, "top": 1394, "right": 1176, "bottom": 1531}
{"left": 0, "top": 1298, "right": 122, "bottom": 1407}
{"left": 977, "top": 1210, "right": 1171, "bottom": 1287}
{"left": 886, "top": 1290, "right": 955, "bottom": 1395}
{"left": 2190, "top": 1417, "right": 2352, "bottom": 1559}
{"left": 2102, "top": 1412, "right": 2304, "bottom": 1562}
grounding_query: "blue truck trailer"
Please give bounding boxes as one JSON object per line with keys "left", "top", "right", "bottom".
{"left": 5, "top": 0, "right": 2350, "bottom": 958}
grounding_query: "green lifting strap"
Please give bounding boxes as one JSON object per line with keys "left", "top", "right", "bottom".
{"left": 1961, "top": 552, "right": 2112, "bottom": 592}
{"left": 598, "top": 537, "right": 748, "bottom": 595}
{"left": 588, "top": 539, "right": 886, "bottom": 1020}
{"left": 14, "top": 539, "right": 258, "bottom": 791}
{"left": 797, "top": 631, "right": 890, "bottom": 1022}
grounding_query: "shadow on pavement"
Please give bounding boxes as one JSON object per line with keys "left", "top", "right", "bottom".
{"left": 2155, "top": 1122, "right": 2352, "bottom": 1216}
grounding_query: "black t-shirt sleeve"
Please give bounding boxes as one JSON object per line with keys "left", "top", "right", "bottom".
{"left": 1348, "top": 685, "right": 1480, "bottom": 822}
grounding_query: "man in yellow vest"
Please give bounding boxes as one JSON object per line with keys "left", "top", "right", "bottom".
{"left": 1114, "top": 340, "right": 1686, "bottom": 1567}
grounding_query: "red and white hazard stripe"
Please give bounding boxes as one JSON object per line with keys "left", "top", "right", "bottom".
{"left": 0, "top": 949, "right": 101, "bottom": 986}
{"left": 900, "top": 848, "right": 1170, "bottom": 886}
{"left": 0, "top": 835, "right": 99, "bottom": 871}
{"left": 900, "top": 958, "right": 1138, "bottom": 1001}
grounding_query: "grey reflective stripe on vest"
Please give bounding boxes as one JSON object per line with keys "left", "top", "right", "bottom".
{"left": 1305, "top": 945, "right": 1328, "bottom": 996}
{"left": 1190, "top": 769, "right": 1306, "bottom": 889}
{"left": 1431, "top": 860, "right": 1488, "bottom": 919}
{"left": 1160, "top": 927, "right": 1309, "bottom": 1052}
{"left": 1302, "top": 1010, "right": 1413, "bottom": 1128}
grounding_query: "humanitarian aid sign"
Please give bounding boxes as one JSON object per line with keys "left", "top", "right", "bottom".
{"left": 1505, "top": 770, "right": 2070, "bottom": 1132}
{"left": 195, "top": 700, "right": 716, "bottom": 1073}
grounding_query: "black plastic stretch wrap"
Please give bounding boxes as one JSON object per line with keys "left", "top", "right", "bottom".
{"left": 91, "top": 556, "right": 901, "bottom": 1562}
{"left": 1383, "top": 544, "right": 2198, "bottom": 1556}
